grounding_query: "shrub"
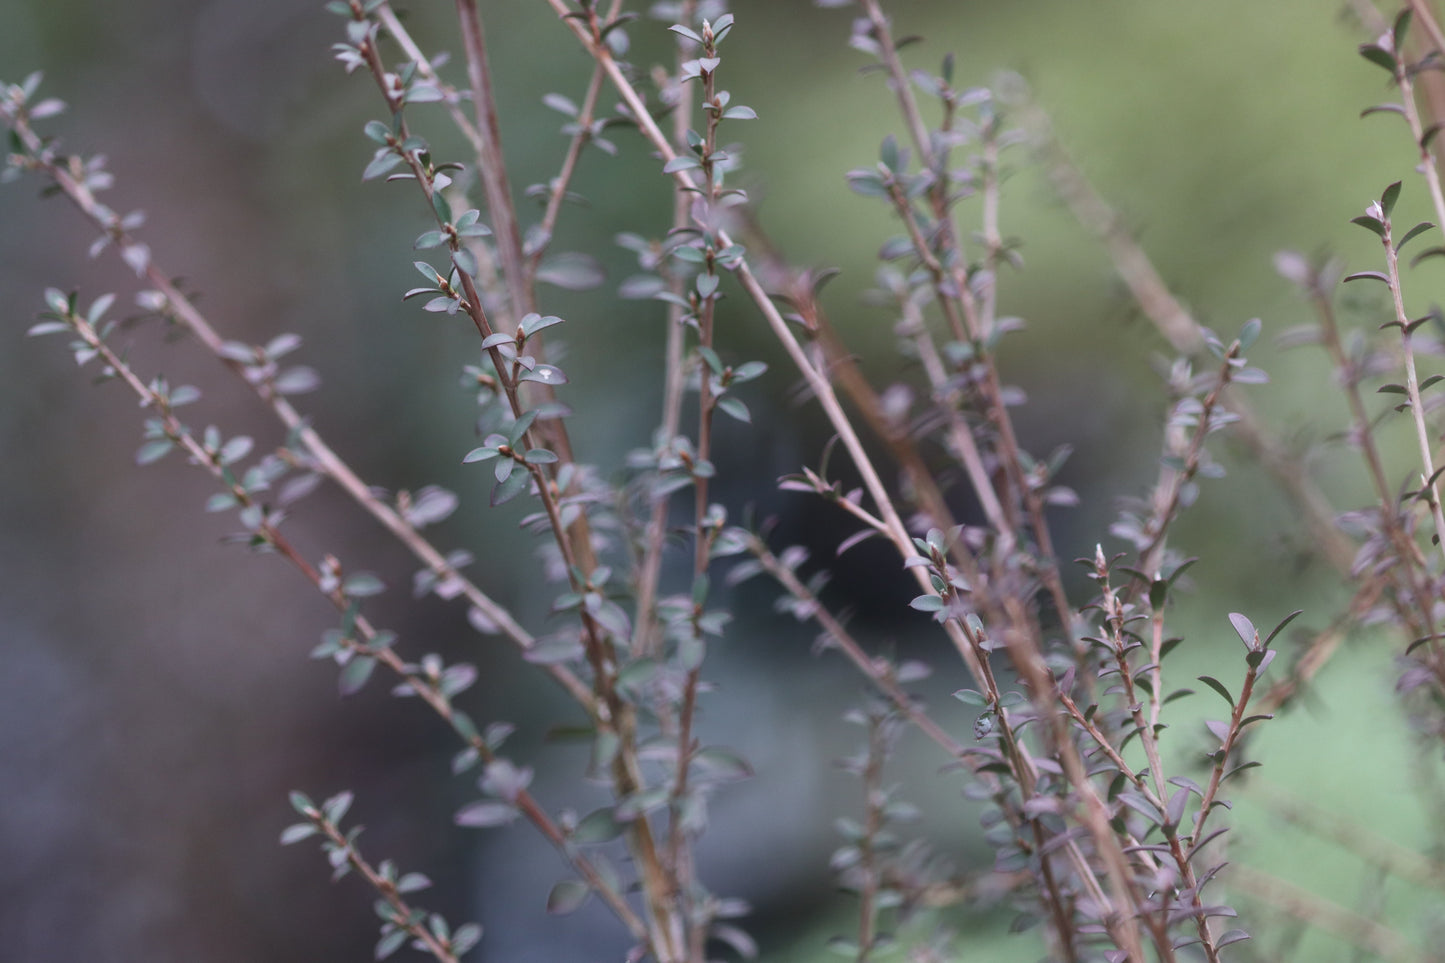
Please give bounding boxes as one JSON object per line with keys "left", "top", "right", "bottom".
{"left": 3, "top": 1, "right": 1444, "bottom": 961}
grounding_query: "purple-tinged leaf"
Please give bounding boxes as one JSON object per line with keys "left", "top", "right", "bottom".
{"left": 1382, "top": 180, "right": 1403, "bottom": 218}
{"left": 1398, "top": 221, "right": 1435, "bottom": 251}
{"left": 455, "top": 800, "right": 518, "bottom": 828}
{"left": 1197, "top": 675, "right": 1235, "bottom": 708}
{"left": 1350, "top": 215, "right": 1386, "bottom": 238}
{"left": 1342, "top": 270, "right": 1390, "bottom": 284}
{"left": 1262, "top": 609, "right": 1304, "bottom": 647}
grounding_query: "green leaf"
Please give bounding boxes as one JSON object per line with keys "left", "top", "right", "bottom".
{"left": 280, "top": 822, "right": 318, "bottom": 845}
{"left": 452, "top": 246, "right": 478, "bottom": 279}
{"left": 909, "top": 594, "right": 944, "bottom": 612}
{"left": 396, "top": 872, "right": 431, "bottom": 894}
{"left": 573, "top": 807, "right": 624, "bottom": 843}
{"left": 716, "top": 396, "right": 750, "bottom": 423}
{"left": 374, "top": 928, "right": 408, "bottom": 960}
{"left": 343, "top": 573, "right": 386, "bottom": 597}
{"left": 43, "top": 288, "right": 71, "bottom": 315}
{"left": 362, "top": 151, "right": 401, "bottom": 181}
{"left": 523, "top": 634, "right": 585, "bottom": 665}
{"left": 519, "top": 313, "right": 564, "bottom": 338}
{"left": 542, "top": 92, "right": 578, "bottom": 116}
{"left": 462, "top": 446, "right": 500, "bottom": 463}
{"left": 135, "top": 439, "right": 174, "bottom": 465}
{"left": 730, "top": 360, "right": 767, "bottom": 383}
{"left": 520, "top": 364, "right": 567, "bottom": 385}
{"left": 339, "top": 655, "right": 376, "bottom": 695}
{"left": 663, "top": 155, "right": 701, "bottom": 173}
{"left": 322, "top": 791, "right": 353, "bottom": 824}
{"left": 1237, "top": 317, "right": 1262, "bottom": 350}
{"left": 546, "top": 879, "right": 591, "bottom": 915}
{"left": 431, "top": 190, "right": 452, "bottom": 223}
{"left": 536, "top": 252, "right": 604, "bottom": 292}
{"left": 509, "top": 409, "right": 539, "bottom": 442}
{"left": 491, "top": 468, "right": 531, "bottom": 506}
{"left": 693, "top": 745, "right": 753, "bottom": 782}
{"left": 669, "top": 24, "right": 703, "bottom": 44}
{"left": 880, "top": 134, "right": 901, "bottom": 174}
{"left": 451, "top": 924, "right": 481, "bottom": 955}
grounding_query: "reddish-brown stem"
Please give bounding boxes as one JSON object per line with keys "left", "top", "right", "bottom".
{"left": 63, "top": 306, "right": 648, "bottom": 941}
{"left": 1034, "top": 118, "right": 1357, "bottom": 576}
{"left": 454, "top": 0, "right": 532, "bottom": 322}
{"left": 633, "top": 0, "right": 698, "bottom": 659}
{"left": 311, "top": 817, "right": 463, "bottom": 963}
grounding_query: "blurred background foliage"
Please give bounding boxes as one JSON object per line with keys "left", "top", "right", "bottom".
{"left": 1, "top": 0, "right": 1442, "bottom": 960}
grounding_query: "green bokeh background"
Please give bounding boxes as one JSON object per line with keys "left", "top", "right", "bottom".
{"left": 1, "top": 1, "right": 1441, "bottom": 961}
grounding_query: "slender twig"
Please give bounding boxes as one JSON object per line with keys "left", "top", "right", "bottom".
{"left": 1129, "top": 350, "right": 1240, "bottom": 598}
{"left": 536, "top": 10, "right": 1158, "bottom": 952}
{"left": 1033, "top": 118, "right": 1357, "bottom": 576}
{"left": 633, "top": 0, "right": 697, "bottom": 659}
{"left": 853, "top": 716, "right": 888, "bottom": 963}
{"left": 54, "top": 301, "right": 649, "bottom": 941}
{"left": 455, "top": 0, "right": 533, "bottom": 322}
{"left": 747, "top": 537, "right": 969, "bottom": 760}
{"left": 521, "top": 0, "right": 625, "bottom": 288}
{"left": 861, "top": 17, "right": 1078, "bottom": 660}
{"left": 664, "top": 16, "right": 731, "bottom": 957}
{"left": 0, "top": 101, "right": 606, "bottom": 713}
{"left": 306, "top": 814, "right": 464, "bottom": 963}
{"left": 1098, "top": 557, "right": 1220, "bottom": 963}
{"left": 1395, "top": 10, "right": 1445, "bottom": 238}
{"left": 374, "top": 4, "right": 485, "bottom": 160}
{"left": 1378, "top": 204, "right": 1445, "bottom": 569}
{"left": 430, "top": 8, "right": 684, "bottom": 956}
